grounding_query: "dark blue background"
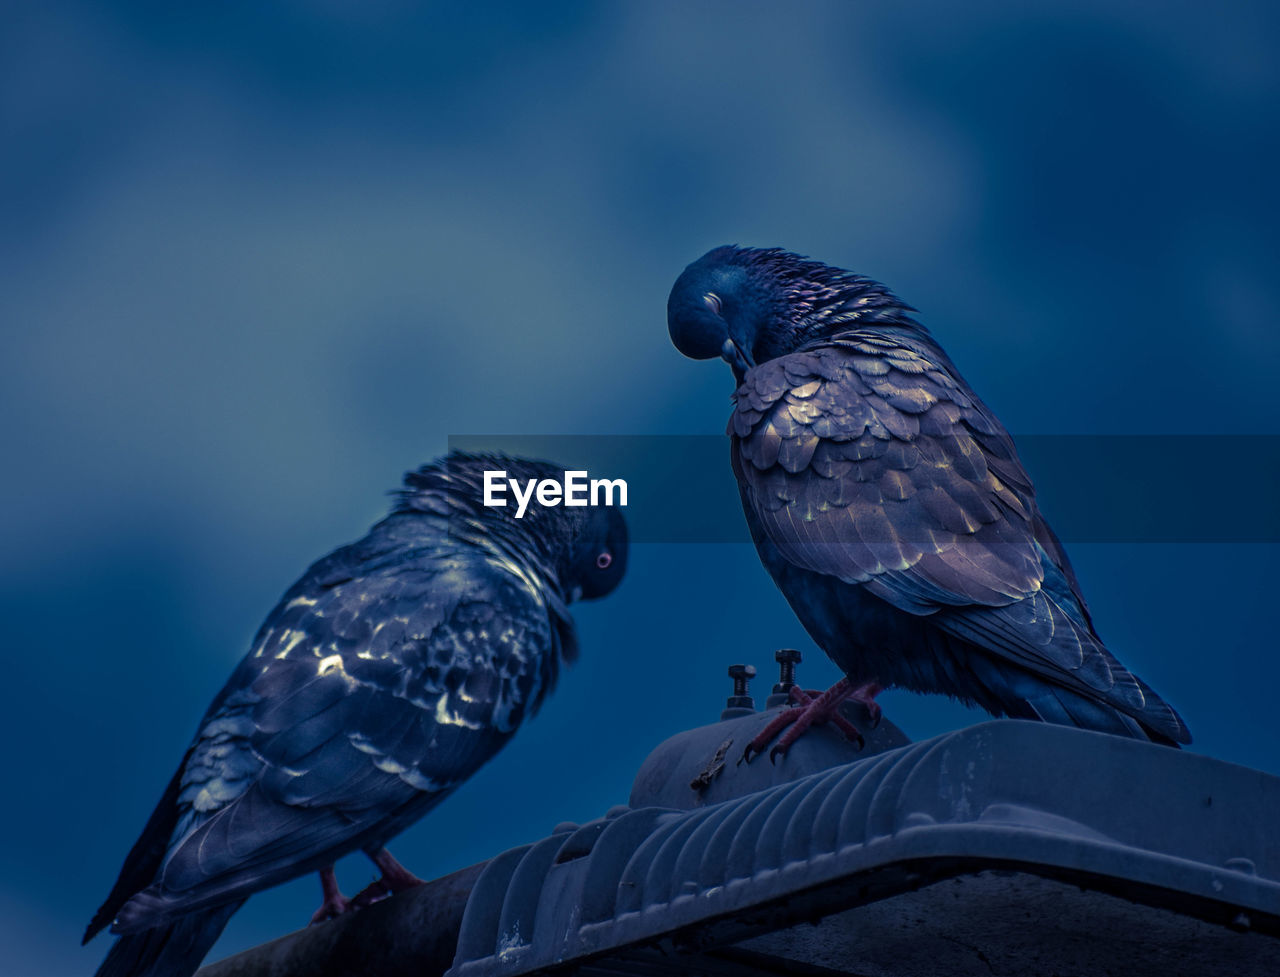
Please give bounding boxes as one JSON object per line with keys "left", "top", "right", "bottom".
{"left": 2, "top": 3, "right": 1277, "bottom": 973}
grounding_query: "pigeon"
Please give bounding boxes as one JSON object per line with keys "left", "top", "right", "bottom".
{"left": 85, "top": 452, "right": 628, "bottom": 977}
{"left": 668, "top": 245, "right": 1189, "bottom": 758}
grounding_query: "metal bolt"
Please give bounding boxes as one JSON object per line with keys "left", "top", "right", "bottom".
{"left": 728, "top": 664, "right": 756, "bottom": 697}
{"left": 774, "top": 648, "right": 802, "bottom": 693}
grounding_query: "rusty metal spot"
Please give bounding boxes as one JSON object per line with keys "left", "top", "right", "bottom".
{"left": 689, "top": 738, "right": 734, "bottom": 792}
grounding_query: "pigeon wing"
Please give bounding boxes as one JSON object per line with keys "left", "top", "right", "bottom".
{"left": 731, "top": 333, "right": 1187, "bottom": 742}
{"left": 732, "top": 333, "right": 1046, "bottom": 607}
{"left": 110, "top": 546, "right": 558, "bottom": 931}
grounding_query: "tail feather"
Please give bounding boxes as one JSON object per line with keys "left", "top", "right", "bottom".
{"left": 965, "top": 649, "right": 1184, "bottom": 747}
{"left": 1023, "top": 684, "right": 1181, "bottom": 747}
{"left": 86, "top": 752, "right": 193, "bottom": 944}
{"left": 91, "top": 901, "right": 242, "bottom": 977}
{"left": 1025, "top": 686, "right": 1137, "bottom": 739}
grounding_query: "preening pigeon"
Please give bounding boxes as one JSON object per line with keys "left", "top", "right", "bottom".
{"left": 668, "top": 245, "right": 1189, "bottom": 758}
{"left": 85, "top": 452, "right": 628, "bottom": 977}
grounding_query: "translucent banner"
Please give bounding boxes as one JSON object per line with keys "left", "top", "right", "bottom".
{"left": 447, "top": 435, "right": 1280, "bottom": 544}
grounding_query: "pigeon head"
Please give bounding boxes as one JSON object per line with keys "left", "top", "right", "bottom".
{"left": 561, "top": 505, "right": 628, "bottom": 602}
{"left": 396, "top": 452, "right": 628, "bottom": 603}
{"left": 668, "top": 245, "right": 918, "bottom": 378}
{"left": 667, "top": 245, "right": 773, "bottom": 375}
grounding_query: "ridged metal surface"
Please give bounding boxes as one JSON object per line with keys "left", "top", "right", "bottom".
{"left": 447, "top": 720, "right": 1280, "bottom": 977}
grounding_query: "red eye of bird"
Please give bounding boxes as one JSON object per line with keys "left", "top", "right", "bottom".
{"left": 595, "top": 552, "right": 612, "bottom": 570}
{"left": 703, "top": 292, "right": 723, "bottom": 316}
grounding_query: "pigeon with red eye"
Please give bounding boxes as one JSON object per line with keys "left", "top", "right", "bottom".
{"left": 668, "top": 245, "right": 1189, "bottom": 759}
{"left": 566, "top": 520, "right": 626, "bottom": 603}
{"left": 85, "top": 451, "right": 628, "bottom": 977}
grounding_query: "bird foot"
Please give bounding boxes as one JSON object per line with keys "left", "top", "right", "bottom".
{"left": 309, "top": 866, "right": 352, "bottom": 925}
{"left": 351, "top": 878, "right": 392, "bottom": 909}
{"left": 351, "top": 848, "right": 426, "bottom": 909}
{"left": 741, "top": 678, "right": 867, "bottom": 764}
{"left": 850, "top": 681, "right": 883, "bottom": 728}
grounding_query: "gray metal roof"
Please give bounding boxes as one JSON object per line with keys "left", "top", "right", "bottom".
{"left": 447, "top": 720, "right": 1280, "bottom": 977}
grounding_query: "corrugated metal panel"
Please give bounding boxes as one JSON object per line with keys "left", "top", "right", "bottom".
{"left": 447, "top": 720, "right": 1280, "bottom": 977}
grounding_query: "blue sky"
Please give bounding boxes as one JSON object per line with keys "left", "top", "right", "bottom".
{"left": 2, "top": 3, "right": 1278, "bottom": 974}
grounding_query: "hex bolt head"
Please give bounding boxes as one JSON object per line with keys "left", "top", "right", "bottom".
{"left": 774, "top": 648, "right": 802, "bottom": 693}
{"left": 723, "top": 663, "right": 758, "bottom": 716}
{"left": 728, "top": 664, "right": 757, "bottom": 697}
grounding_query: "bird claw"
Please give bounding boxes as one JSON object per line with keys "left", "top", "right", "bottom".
{"left": 743, "top": 679, "right": 872, "bottom": 763}
{"left": 850, "top": 682, "right": 883, "bottom": 730}
{"left": 740, "top": 735, "right": 772, "bottom": 765}
{"left": 308, "top": 850, "right": 426, "bottom": 922}
{"left": 741, "top": 697, "right": 804, "bottom": 764}
{"left": 309, "top": 866, "right": 352, "bottom": 925}
{"left": 308, "top": 894, "right": 351, "bottom": 925}
{"left": 351, "top": 847, "right": 425, "bottom": 909}
{"left": 351, "top": 878, "right": 392, "bottom": 910}
{"left": 828, "top": 710, "right": 866, "bottom": 749}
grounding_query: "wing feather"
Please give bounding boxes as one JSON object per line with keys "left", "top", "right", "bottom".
{"left": 113, "top": 538, "right": 559, "bottom": 931}
{"left": 730, "top": 332, "right": 1187, "bottom": 742}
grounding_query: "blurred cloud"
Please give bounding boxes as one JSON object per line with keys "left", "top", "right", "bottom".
{"left": 1, "top": 2, "right": 1276, "bottom": 973}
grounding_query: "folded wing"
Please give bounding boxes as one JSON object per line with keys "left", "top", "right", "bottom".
{"left": 731, "top": 332, "right": 1188, "bottom": 744}
{"left": 102, "top": 540, "right": 559, "bottom": 933}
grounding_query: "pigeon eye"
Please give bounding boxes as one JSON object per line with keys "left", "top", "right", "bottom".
{"left": 595, "top": 552, "right": 613, "bottom": 570}
{"left": 703, "top": 292, "right": 723, "bottom": 316}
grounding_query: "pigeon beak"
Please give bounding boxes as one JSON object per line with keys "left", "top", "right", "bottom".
{"left": 721, "top": 337, "right": 754, "bottom": 374}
